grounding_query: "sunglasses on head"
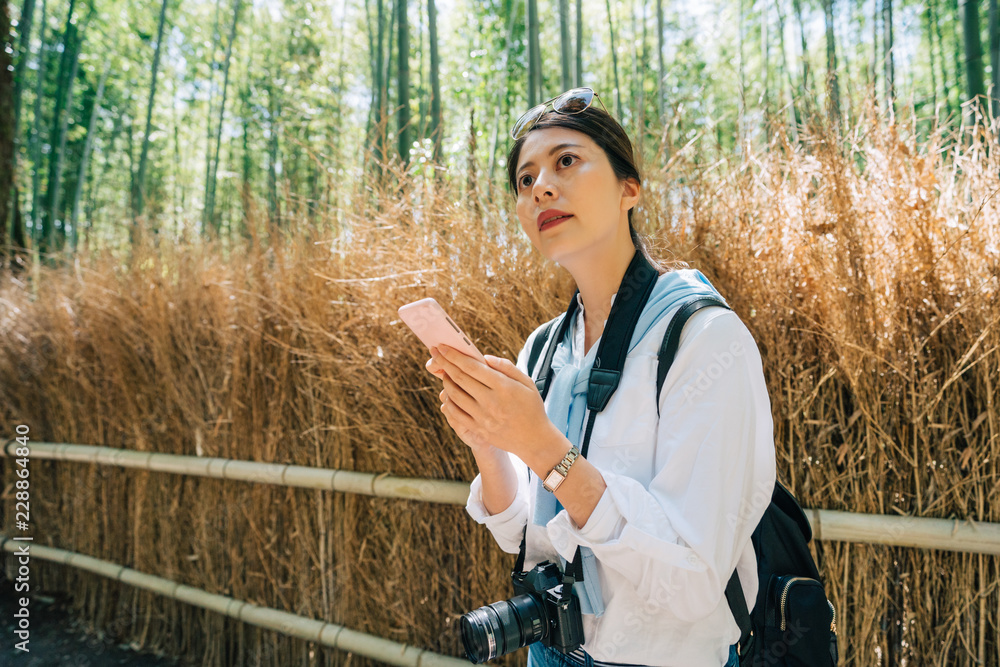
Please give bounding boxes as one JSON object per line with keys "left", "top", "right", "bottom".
{"left": 510, "top": 87, "right": 610, "bottom": 140}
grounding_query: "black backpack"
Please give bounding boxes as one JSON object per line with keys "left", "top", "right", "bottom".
{"left": 525, "top": 292, "right": 839, "bottom": 667}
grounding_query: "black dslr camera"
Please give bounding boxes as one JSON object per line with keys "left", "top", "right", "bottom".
{"left": 459, "top": 560, "right": 585, "bottom": 663}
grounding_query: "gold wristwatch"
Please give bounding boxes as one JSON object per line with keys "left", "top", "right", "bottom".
{"left": 542, "top": 445, "right": 580, "bottom": 493}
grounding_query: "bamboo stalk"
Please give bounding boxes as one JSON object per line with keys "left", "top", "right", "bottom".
{"left": 0, "top": 536, "right": 469, "bottom": 667}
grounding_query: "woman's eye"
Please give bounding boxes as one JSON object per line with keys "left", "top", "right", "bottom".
{"left": 519, "top": 155, "right": 576, "bottom": 190}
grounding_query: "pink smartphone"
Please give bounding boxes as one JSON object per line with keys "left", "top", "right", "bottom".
{"left": 397, "top": 298, "right": 487, "bottom": 363}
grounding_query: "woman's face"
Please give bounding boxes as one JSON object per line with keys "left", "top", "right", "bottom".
{"left": 514, "top": 126, "right": 638, "bottom": 266}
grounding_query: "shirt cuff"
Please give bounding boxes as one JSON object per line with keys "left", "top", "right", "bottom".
{"left": 465, "top": 472, "right": 527, "bottom": 527}
{"left": 546, "top": 484, "right": 622, "bottom": 563}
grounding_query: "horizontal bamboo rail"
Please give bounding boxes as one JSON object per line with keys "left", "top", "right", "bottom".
{"left": 3, "top": 441, "right": 1000, "bottom": 554}
{"left": 0, "top": 440, "right": 470, "bottom": 506}
{"left": 805, "top": 508, "right": 1000, "bottom": 555}
{"left": 0, "top": 536, "right": 469, "bottom": 667}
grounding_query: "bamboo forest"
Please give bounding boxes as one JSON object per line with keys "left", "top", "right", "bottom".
{"left": 0, "top": 0, "right": 996, "bottom": 255}
{"left": 0, "top": 0, "right": 999, "bottom": 666}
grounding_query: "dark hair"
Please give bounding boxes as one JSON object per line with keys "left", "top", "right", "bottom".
{"left": 506, "top": 103, "right": 669, "bottom": 274}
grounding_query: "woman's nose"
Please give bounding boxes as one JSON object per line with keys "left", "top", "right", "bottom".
{"left": 532, "top": 172, "right": 556, "bottom": 200}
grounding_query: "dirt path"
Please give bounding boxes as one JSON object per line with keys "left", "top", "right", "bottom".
{"left": 0, "top": 573, "right": 186, "bottom": 666}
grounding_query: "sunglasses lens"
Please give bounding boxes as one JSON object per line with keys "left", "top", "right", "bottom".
{"left": 553, "top": 88, "right": 594, "bottom": 114}
{"left": 510, "top": 89, "right": 598, "bottom": 139}
{"left": 511, "top": 103, "right": 547, "bottom": 139}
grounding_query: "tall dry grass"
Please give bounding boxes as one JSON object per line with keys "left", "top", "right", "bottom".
{"left": 1, "top": 106, "right": 998, "bottom": 666}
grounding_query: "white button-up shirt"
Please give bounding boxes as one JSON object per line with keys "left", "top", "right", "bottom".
{"left": 466, "top": 282, "right": 776, "bottom": 666}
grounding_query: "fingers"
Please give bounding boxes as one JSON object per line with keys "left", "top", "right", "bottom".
{"left": 441, "top": 373, "right": 477, "bottom": 416}
{"left": 440, "top": 382, "right": 473, "bottom": 428}
{"left": 433, "top": 345, "right": 492, "bottom": 400}
{"left": 441, "top": 391, "right": 472, "bottom": 420}
{"left": 426, "top": 356, "right": 446, "bottom": 379}
{"left": 485, "top": 354, "right": 534, "bottom": 389}
{"left": 436, "top": 345, "right": 496, "bottom": 388}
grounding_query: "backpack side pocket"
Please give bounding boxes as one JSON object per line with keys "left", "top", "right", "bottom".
{"left": 760, "top": 575, "right": 836, "bottom": 667}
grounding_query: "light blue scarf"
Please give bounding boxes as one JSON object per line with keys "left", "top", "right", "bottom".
{"left": 532, "top": 268, "right": 728, "bottom": 617}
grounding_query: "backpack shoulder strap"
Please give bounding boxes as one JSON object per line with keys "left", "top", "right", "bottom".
{"left": 725, "top": 568, "right": 753, "bottom": 660}
{"left": 655, "top": 296, "right": 731, "bottom": 416}
{"left": 526, "top": 317, "right": 559, "bottom": 385}
{"left": 655, "top": 296, "right": 751, "bottom": 657}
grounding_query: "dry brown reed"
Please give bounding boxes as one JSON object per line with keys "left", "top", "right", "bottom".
{"left": 1, "top": 106, "right": 998, "bottom": 666}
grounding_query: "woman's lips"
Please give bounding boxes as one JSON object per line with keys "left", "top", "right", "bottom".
{"left": 540, "top": 214, "right": 573, "bottom": 231}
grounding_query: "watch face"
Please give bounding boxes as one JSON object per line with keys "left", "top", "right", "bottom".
{"left": 544, "top": 470, "right": 564, "bottom": 491}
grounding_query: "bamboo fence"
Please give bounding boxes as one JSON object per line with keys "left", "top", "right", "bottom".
{"left": 0, "top": 535, "right": 469, "bottom": 667}
{"left": 2, "top": 441, "right": 999, "bottom": 555}
{"left": 1, "top": 117, "right": 998, "bottom": 665}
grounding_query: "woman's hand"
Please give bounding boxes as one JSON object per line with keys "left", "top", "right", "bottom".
{"left": 427, "top": 344, "right": 605, "bottom": 527}
{"left": 426, "top": 344, "right": 558, "bottom": 461}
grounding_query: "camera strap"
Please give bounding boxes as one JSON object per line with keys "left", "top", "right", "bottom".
{"left": 536, "top": 248, "right": 660, "bottom": 455}
{"left": 519, "top": 248, "right": 660, "bottom": 588}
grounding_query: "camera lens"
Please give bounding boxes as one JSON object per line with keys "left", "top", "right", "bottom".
{"left": 460, "top": 593, "right": 548, "bottom": 663}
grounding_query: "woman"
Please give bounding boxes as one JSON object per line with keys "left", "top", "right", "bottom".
{"left": 426, "top": 88, "right": 775, "bottom": 667}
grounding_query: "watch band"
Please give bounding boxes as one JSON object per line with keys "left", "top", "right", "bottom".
{"left": 542, "top": 444, "right": 580, "bottom": 493}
